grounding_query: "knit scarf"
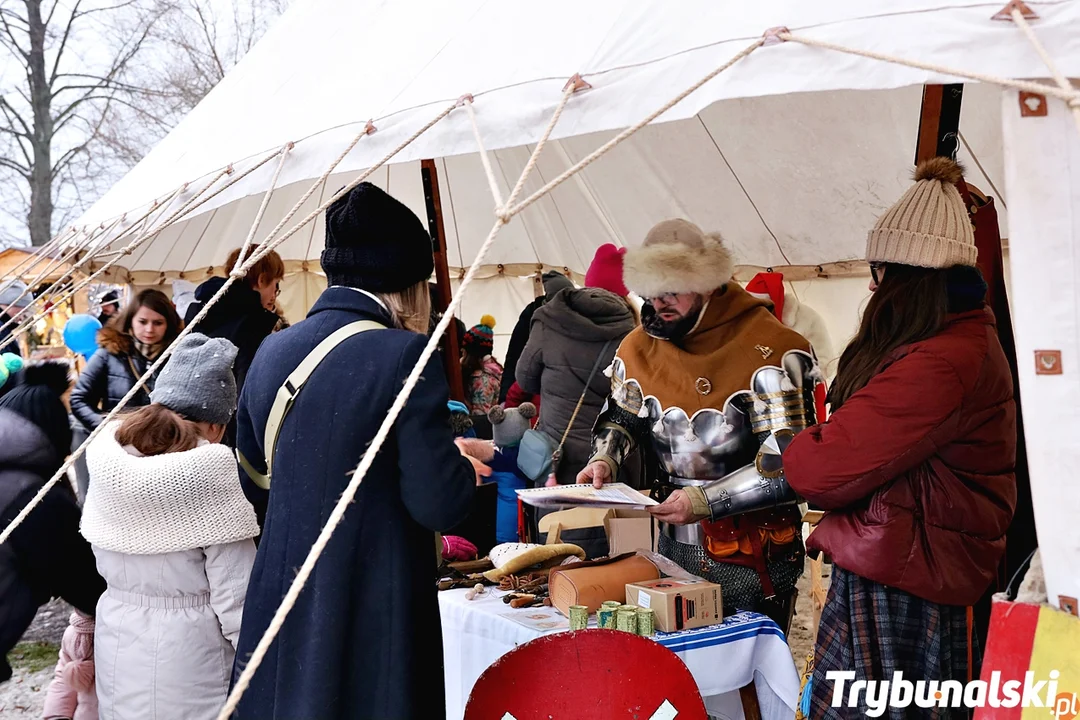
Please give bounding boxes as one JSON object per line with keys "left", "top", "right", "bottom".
{"left": 615, "top": 285, "right": 811, "bottom": 414}
{"left": 81, "top": 422, "right": 259, "bottom": 555}
{"left": 132, "top": 339, "right": 164, "bottom": 361}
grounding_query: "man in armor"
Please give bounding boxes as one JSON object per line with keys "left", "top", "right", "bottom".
{"left": 577, "top": 219, "right": 823, "bottom": 629}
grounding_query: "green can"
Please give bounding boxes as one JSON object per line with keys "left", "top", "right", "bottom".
{"left": 602, "top": 600, "right": 622, "bottom": 608}
{"left": 616, "top": 607, "right": 637, "bottom": 633}
{"left": 569, "top": 605, "right": 589, "bottom": 631}
{"left": 636, "top": 607, "right": 655, "bottom": 636}
{"left": 597, "top": 607, "right": 617, "bottom": 629}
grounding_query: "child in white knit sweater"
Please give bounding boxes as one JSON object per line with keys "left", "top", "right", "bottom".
{"left": 81, "top": 334, "right": 259, "bottom": 720}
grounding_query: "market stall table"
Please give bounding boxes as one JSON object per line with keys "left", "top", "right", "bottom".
{"left": 440, "top": 588, "right": 800, "bottom": 720}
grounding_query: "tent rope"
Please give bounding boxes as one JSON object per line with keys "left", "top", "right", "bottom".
{"left": 219, "top": 42, "right": 760, "bottom": 716}
{"left": 462, "top": 97, "right": 505, "bottom": 208}
{"left": 0, "top": 220, "right": 123, "bottom": 333}
{"left": 778, "top": 30, "right": 1080, "bottom": 105}
{"left": 5, "top": 145, "right": 287, "bottom": 342}
{"left": 500, "top": 83, "right": 577, "bottom": 220}
{"left": 0, "top": 203, "right": 176, "bottom": 339}
{"left": 506, "top": 38, "right": 765, "bottom": 219}
{"left": 217, "top": 104, "right": 564, "bottom": 720}
{"left": 1007, "top": 7, "right": 1080, "bottom": 137}
{"left": 242, "top": 100, "right": 462, "bottom": 272}
{"left": 0, "top": 230, "right": 70, "bottom": 298}
{"left": 232, "top": 144, "right": 293, "bottom": 274}
{"left": 1, "top": 182, "right": 206, "bottom": 341}
{"left": 0, "top": 102, "right": 460, "bottom": 550}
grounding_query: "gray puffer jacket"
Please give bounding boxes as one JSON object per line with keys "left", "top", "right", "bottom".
{"left": 517, "top": 288, "right": 635, "bottom": 485}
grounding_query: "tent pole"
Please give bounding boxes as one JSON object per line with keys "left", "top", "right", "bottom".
{"left": 421, "top": 158, "right": 466, "bottom": 402}
{"left": 915, "top": 84, "right": 965, "bottom": 162}
{"left": 917, "top": 83, "right": 1038, "bottom": 640}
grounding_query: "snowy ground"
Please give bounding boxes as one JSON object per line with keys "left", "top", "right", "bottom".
{"left": 0, "top": 598, "right": 68, "bottom": 716}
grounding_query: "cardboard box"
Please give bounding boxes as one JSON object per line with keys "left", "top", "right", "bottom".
{"left": 604, "top": 509, "right": 654, "bottom": 555}
{"left": 625, "top": 578, "right": 723, "bottom": 632}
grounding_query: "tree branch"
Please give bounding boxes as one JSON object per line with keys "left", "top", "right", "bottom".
{"left": 0, "top": 156, "right": 31, "bottom": 179}
{"left": 48, "top": 0, "right": 84, "bottom": 87}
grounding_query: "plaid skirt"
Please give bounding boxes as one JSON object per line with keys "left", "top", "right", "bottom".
{"left": 810, "top": 566, "right": 980, "bottom": 720}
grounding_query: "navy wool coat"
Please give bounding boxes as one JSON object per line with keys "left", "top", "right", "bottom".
{"left": 232, "top": 287, "right": 475, "bottom": 719}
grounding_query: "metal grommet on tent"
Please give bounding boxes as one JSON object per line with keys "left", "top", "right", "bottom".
{"left": 363, "top": 120, "right": 377, "bottom": 135}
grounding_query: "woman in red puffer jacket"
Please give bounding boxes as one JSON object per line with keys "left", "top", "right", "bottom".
{"left": 786, "top": 158, "right": 1016, "bottom": 720}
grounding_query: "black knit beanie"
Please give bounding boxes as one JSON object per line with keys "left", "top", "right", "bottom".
{"left": 321, "top": 182, "right": 434, "bottom": 292}
{"left": 0, "top": 362, "right": 73, "bottom": 460}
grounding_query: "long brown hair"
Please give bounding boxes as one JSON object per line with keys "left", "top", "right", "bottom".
{"left": 828, "top": 264, "right": 949, "bottom": 411}
{"left": 115, "top": 403, "right": 200, "bottom": 455}
{"left": 113, "top": 289, "right": 183, "bottom": 345}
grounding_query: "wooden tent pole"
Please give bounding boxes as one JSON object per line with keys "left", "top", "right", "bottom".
{"left": 915, "top": 83, "right": 965, "bottom": 162}
{"left": 421, "top": 158, "right": 466, "bottom": 402}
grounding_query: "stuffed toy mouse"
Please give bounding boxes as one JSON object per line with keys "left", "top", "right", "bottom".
{"left": 486, "top": 403, "right": 537, "bottom": 543}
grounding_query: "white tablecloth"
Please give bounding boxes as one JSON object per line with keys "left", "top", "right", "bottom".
{"left": 440, "top": 588, "right": 800, "bottom": 720}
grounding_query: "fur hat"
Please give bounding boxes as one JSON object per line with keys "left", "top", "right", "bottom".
{"left": 866, "top": 157, "right": 977, "bottom": 269}
{"left": 464, "top": 315, "right": 496, "bottom": 355}
{"left": 488, "top": 402, "right": 537, "bottom": 449}
{"left": 321, "top": 182, "right": 434, "bottom": 292}
{"left": 623, "top": 219, "right": 735, "bottom": 298}
{"left": 585, "top": 244, "right": 628, "bottom": 297}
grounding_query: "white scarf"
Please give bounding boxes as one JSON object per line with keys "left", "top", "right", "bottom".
{"left": 81, "top": 423, "right": 259, "bottom": 555}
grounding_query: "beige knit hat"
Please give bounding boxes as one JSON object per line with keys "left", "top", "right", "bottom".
{"left": 866, "top": 157, "right": 977, "bottom": 269}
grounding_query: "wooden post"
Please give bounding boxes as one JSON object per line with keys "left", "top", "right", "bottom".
{"left": 915, "top": 84, "right": 964, "bottom": 163}
{"left": 421, "top": 158, "right": 465, "bottom": 402}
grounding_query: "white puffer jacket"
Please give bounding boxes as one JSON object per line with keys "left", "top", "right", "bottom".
{"left": 82, "top": 423, "right": 259, "bottom": 720}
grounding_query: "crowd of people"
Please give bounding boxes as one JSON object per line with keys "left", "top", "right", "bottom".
{"left": 0, "top": 158, "right": 1018, "bottom": 719}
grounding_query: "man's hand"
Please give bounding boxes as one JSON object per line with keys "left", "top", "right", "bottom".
{"left": 648, "top": 490, "right": 708, "bottom": 525}
{"left": 455, "top": 438, "right": 492, "bottom": 485}
{"left": 576, "top": 460, "right": 611, "bottom": 489}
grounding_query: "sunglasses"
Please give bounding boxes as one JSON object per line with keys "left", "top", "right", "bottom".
{"left": 869, "top": 262, "right": 887, "bottom": 286}
{"left": 646, "top": 292, "right": 680, "bottom": 306}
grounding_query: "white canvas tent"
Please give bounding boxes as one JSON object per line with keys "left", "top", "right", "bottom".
{"left": 14, "top": 0, "right": 1078, "bottom": 698}
{"left": 65, "top": 2, "right": 1050, "bottom": 351}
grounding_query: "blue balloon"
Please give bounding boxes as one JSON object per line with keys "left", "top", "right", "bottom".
{"left": 63, "top": 314, "right": 102, "bottom": 358}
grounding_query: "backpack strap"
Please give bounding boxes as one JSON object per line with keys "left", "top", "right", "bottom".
{"left": 242, "top": 320, "right": 384, "bottom": 490}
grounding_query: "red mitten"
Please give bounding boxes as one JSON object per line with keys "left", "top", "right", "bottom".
{"left": 442, "top": 535, "right": 478, "bottom": 562}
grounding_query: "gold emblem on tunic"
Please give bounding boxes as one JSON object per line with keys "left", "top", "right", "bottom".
{"left": 695, "top": 377, "right": 712, "bottom": 396}
{"left": 755, "top": 345, "right": 774, "bottom": 360}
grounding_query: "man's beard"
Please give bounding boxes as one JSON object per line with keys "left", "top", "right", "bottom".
{"left": 641, "top": 302, "right": 703, "bottom": 342}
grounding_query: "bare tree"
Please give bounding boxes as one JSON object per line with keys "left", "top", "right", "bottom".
{"left": 107, "top": 0, "right": 287, "bottom": 164}
{"left": 0, "top": 0, "right": 165, "bottom": 246}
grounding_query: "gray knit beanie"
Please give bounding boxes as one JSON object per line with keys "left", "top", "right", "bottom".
{"left": 150, "top": 333, "right": 238, "bottom": 424}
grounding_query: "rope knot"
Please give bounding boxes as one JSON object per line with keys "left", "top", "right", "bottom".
{"left": 495, "top": 207, "right": 512, "bottom": 224}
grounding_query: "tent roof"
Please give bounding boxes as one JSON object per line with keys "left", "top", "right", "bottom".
{"left": 71, "top": 0, "right": 1080, "bottom": 280}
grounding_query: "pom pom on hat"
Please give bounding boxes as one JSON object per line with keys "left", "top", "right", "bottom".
{"left": 464, "top": 315, "right": 496, "bottom": 355}
{"left": 915, "top": 156, "right": 965, "bottom": 185}
{"left": 2, "top": 353, "right": 24, "bottom": 376}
